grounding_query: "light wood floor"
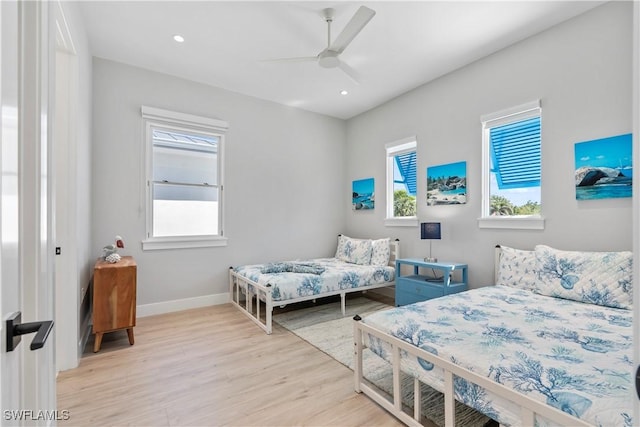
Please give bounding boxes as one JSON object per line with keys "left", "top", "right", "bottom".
{"left": 56, "top": 302, "right": 407, "bottom": 427}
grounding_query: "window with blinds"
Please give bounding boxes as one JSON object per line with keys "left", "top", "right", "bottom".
{"left": 490, "top": 116, "right": 541, "bottom": 190}
{"left": 394, "top": 151, "right": 417, "bottom": 196}
{"left": 482, "top": 101, "right": 542, "bottom": 218}
{"left": 386, "top": 137, "right": 417, "bottom": 222}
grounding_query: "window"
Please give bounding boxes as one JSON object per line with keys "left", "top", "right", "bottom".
{"left": 141, "top": 106, "right": 228, "bottom": 249}
{"left": 480, "top": 100, "right": 544, "bottom": 230}
{"left": 385, "top": 137, "right": 417, "bottom": 226}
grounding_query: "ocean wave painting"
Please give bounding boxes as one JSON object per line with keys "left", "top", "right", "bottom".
{"left": 574, "top": 134, "right": 632, "bottom": 200}
{"left": 427, "top": 161, "right": 467, "bottom": 206}
{"left": 353, "top": 178, "right": 374, "bottom": 210}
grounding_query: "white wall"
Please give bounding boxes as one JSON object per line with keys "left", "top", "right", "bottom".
{"left": 345, "top": 2, "right": 633, "bottom": 287}
{"left": 91, "top": 58, "right": 346, "bottom": 308}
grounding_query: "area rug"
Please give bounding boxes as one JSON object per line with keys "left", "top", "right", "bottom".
{"left": 273, "top": 297, "right": 492, "bottom": 427}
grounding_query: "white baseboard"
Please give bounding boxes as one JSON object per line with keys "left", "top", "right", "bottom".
{"left": 137, "top": 292, "right": 229, "bottom": 318}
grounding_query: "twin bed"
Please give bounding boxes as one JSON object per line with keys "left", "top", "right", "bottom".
{"left": 229, "top": 235, "right": 399, "bottom": 334}
{"left": 354, "top": 244, "right": 633, "bottom": 427}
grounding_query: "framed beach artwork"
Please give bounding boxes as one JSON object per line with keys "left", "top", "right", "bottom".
{"left": 352, "top": 178, "right": 375, "bottom": 210}
{"left": 427, "top": 161, "right": 467, "bottom": 206}
{"left": 574, "top": 134, "right": 632, "bottom": 200}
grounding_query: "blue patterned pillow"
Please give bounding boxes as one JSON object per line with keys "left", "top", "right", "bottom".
{"left": 337, "top": 236, "right": 372, "bottom": 265}
{"left": 534, "top": 245, "right": 633, "bottom": 309}
{"left": 260, "top": 262, "right": 292, "bottom": 274}
{"left": 496, "top": 246, "right": 537, "bottom": 291}
{"left": 370, "top": 238, "right": 391, "bottom": 266}
{"left": 290, "top": 263, "right": 325, "bottom": 275}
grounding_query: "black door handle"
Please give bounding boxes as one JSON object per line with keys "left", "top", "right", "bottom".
{"left": 6, "top": 312, "right": 54, "bottom": 352}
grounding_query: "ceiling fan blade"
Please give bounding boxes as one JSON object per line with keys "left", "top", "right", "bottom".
{"left": 261, "top": 56, "right": 317, "bottom": 64}
{"left": 338, "top": 60, "right": 360, "bottom": 85}
{"left": 329, "top": 6, "right": 375, "bottom": 54}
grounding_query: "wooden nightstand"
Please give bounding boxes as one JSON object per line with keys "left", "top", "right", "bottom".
{"left": 395, "top": 258, "right": 468, "bottom": 306}
{"left": 92, "top": 256, "right": 137, "bottom": 352}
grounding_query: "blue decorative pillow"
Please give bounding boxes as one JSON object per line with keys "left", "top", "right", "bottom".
{"left": 534, "top": 245, "right": 632, "bottom": 309}
{"left": 336, "top": 235, "right": 372, "bottom": 265}
{"left": 261, "top": 262, "right": 325, "bottom": 275}
{"left": 496, "top": 246, "right": 537, "bottom": 291}
{"left": 290, "top": 263, "right": 325, "bottom": 275}
{"left": 370, "top": 238, "right": 390, "bottom": 266}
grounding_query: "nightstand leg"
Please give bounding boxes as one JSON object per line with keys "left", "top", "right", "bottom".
{"left": 126, "top": 328, "right": 135, "bottom": 345}
{"left": 93, "top": 332, "right": 103, "bottom": 353}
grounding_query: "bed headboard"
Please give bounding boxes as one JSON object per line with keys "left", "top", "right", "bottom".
{"left": 494, "top": 245, "right": 502, "bottom": 283}
{"left": 389, "top": 239, "right": 400, "bottom": 267}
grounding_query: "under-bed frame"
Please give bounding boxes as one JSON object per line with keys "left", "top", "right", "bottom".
{"left": 352, "top": 246, "right": 593, "bottom": 427}
{"left": 229, "top": 239, "right": 400, "bottom": 334}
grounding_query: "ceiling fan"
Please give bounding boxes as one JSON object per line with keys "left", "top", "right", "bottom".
{"left": 266, "top": 6, "right": 376, "bottom": 83}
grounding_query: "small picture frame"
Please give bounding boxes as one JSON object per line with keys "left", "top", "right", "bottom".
{"left": 352, "top": 178, "right": 374, "bottom": 210}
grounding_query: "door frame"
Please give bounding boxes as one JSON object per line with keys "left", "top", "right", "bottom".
{"left": 633, "top": 0, "right": 639, "bottom": 423}
{"left": 53, "top": 0, "right": 80, "bottom": 372}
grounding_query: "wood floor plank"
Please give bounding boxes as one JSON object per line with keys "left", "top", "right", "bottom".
{"left": 57, "top": 303, "right": 404, "bottom": 427}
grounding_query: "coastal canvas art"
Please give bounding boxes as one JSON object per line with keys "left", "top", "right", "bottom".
{"left": 427, "top": 161, "right": 467, "bottom": 206}
{"left": 574, "top": 134, "right": 632, "bottom": 200}
{"left": 352, "top": 178, "right": 374, "bottom": 210}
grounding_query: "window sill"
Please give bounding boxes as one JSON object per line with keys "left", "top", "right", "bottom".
{"left": 384, "top": 217, "right": 419, "bottom": 227}
{"left": 477, "top": 216, "right": 545, "bottom": 230}
{"left": 142, "top": 235, "right": 228, "bottom": 251}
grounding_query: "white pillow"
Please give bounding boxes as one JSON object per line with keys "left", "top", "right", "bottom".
{"left": 496, "top": 246, "right": 537, "bottom": 291}
{"left": 534, "top": 245, "right": 632, "bottom": 309}
{"left": 336, "top": 235, "right": 373, "bottom": 265}
{"left": 370, "top": 238, "right": 391, "bottom": 266}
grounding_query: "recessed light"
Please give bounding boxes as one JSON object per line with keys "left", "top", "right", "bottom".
{"left": 173, "top": 34, "right": 185, "bottom": 43}
{"left": 340, "top": 90, "right": 348, "bottom": 96}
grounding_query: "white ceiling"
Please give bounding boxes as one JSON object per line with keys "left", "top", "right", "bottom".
{"left": 77, "top": 1, "right": 605, "bottom": 120}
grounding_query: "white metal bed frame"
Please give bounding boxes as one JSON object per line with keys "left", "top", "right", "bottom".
{"left": 229, "top": 238, "right": 400, "bottom": 335}
{"left": 352, "top": 246, "right": 593, "bottom": 427}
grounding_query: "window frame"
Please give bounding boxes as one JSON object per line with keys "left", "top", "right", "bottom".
{"left": 479, "top": 100, "right": 544, "bottom": 230}
{"left": 141, "top": 106, "right": 229, "bottom": 250}
{"left": 385, "top": 136, "right": 418, "bottom": 227}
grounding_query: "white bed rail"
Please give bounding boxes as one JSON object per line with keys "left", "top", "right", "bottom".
{"left": 353, "top": 317, "right": 592, "bottom": 427}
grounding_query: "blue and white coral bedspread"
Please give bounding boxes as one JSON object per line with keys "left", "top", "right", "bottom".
{"left": 363, "top": 285, "right": 632, "bottom": 427}
{"left": 233, "top": 258, "right": 394, "bottom": 302}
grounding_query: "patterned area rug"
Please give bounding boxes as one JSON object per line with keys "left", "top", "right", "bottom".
{"left": 274, "top": 297, "right": 492, "bottom": 427}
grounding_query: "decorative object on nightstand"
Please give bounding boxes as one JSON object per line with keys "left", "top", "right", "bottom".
{"left": 395, "top": 258, "right": 467, "bottom": 306}
{"left": 102, "top": 235, "right": 125, "bottom": 263}
{"left": 420, "top": 222, "right": 441, "bottom": 262}
{"left": 92, "top": 255, "right": 136, "bottom": 352}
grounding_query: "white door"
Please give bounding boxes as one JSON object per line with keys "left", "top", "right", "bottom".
{"left": 1, "top": 0, "right": 24, "bottom": 417}
{"left": 1, "top": 1, "right": 56, "bottom": 424}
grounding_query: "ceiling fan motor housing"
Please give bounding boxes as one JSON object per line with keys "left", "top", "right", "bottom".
{"left": 318, "top": 50, "right": 340, "bottom": 68}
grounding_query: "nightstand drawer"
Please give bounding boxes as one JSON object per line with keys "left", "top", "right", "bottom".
{"left": 396, "top": 288, "right": 442, "bottom": 306}
{"left": 396, "top": 278, "right": 444, "bottom": 299}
